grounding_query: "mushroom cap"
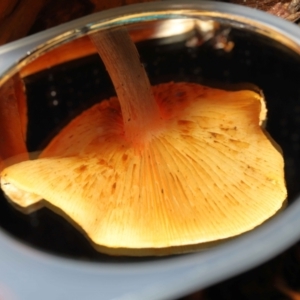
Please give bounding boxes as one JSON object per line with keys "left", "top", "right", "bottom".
{"left": 0, "top": 75, "right": 28, "bottom": 172}
{"left": 0, "top": 82, "right": 287, "bottom": 254}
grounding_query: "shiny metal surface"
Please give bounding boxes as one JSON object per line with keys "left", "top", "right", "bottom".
{"left": 0, "top": 1, "right": 300, "bottom": 299}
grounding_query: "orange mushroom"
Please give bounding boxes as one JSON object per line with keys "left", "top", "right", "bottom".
{"left": 0, "top": 74, "right": 28, "bottom": 172}
{"left": 0, "top": 28, "right": 286, "bottom": 255}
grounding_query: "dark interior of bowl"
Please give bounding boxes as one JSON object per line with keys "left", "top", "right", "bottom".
{"left": 0, "top": 23, "right": 300, "bottom": 262}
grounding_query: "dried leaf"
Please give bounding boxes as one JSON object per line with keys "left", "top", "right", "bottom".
{"left": 229, "top": 0, "right": 300, "bottom": 22}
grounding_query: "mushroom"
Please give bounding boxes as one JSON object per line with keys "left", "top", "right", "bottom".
{"left": 0, "top": 28, "right": 286, "bottom": 255}
{"left": 0, "top": 74, "right": 28, "bottom": 172}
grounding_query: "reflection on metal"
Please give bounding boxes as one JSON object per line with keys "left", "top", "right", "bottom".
{"left": 0, "top": 8, "right": 299, "bottom": 86}
{"left": 19, "top": 18, "right": 221, "bottom": 78}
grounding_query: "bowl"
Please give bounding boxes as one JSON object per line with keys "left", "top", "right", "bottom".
{"left": 1, "top": 1, "right": 300, "bottom": 299}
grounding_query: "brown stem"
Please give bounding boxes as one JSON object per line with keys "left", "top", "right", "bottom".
{"left": 90, "top": 28, "right": 162, "bottom": 146}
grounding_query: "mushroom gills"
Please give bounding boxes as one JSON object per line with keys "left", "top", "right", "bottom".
{"left": 0, "top": 81, "right": 287, "bottom": 256}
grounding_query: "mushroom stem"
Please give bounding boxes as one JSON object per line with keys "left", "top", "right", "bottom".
{"left": 90, "top": 28, "right": 162, "bottom": 147}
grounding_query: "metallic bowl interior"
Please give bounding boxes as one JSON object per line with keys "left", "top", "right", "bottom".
{"left": 1, "top": 1, "right": 300, "bottom": 299}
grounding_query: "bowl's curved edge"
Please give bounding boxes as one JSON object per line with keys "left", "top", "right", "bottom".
{"left": 0, "top": 1, "right": 300, "bottom": 299}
